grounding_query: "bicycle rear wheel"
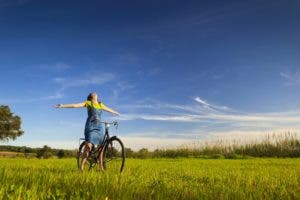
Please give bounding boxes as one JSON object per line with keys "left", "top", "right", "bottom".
{"left": 100, "top": 137, "right": 125, "bottom": 173}
{"left": 77, "top": 141, "right": 96, "bottom": 171}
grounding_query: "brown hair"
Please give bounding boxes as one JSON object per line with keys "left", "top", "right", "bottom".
{"left": 87, "top": 93, "right": 93, "bottom": 101}
{"left": 87, "top": 92, "right": 100, "bottom": 103}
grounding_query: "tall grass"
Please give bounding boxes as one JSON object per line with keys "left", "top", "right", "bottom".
{"left": 0, "top": 158, "right": 299, "bottom": 199}
{"left": 127, "top": 132, "right": 300, "bottom": 158}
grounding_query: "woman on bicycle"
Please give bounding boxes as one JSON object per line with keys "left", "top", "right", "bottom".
{"left": 55, "top": 92, "right": 120, "bottom": 171}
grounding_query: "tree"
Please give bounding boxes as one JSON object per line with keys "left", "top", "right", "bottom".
{"left": 57, "top": 150, "right": 65, "bottom": 158}
{"left": 137, "top": 148, "right": 149, "bottom": 159}
{"left": 36, "top": 145, "right": 52, "bottom": 159}
{"left": 125, "top": 148, "right": 134, "bottom": 158}
{"left": 0, "top": 105, "right": 23, "bottom": 141}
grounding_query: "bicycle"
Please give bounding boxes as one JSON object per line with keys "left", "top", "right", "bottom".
{"left": 77, "top": 121, "right": 125, "bottom": 173}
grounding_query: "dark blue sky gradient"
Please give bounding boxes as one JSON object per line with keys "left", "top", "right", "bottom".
{"left": 1, "top": 0, "right": 300, "bottom": 149}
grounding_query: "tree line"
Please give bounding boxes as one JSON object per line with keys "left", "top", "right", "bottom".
{"left": 1, "top": 132, "right": 299, "bottom": 159}
{"left": 0, "top": 145, "right": 77, "bottom": 158}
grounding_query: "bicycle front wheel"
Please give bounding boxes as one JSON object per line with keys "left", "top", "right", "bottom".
{"left": 100, "top": 137, "right": 125, "bottom": 173}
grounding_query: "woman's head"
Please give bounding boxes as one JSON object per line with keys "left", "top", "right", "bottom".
{"left": 87, "top": 92, "right": 99, "bottom": 102}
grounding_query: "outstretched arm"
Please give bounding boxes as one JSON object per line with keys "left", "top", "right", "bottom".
{"left": 55, "top": 102, "right": 86, "bottom": 108}
{"left": 102, "top": 104, "right": 120, "bottom": 116}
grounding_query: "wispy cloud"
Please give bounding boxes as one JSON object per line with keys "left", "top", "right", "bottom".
{"left": 194, "top": 97, "right": 230, "bottom": 112}
{"left": 119, "top": 112, "right": 300, "bottom": 123}
{"left": 0, "top": 93, "right": 63, "bottom": 104}
{"left": 52, "top": 77, "right": 65, "bottom": 84}
{"left": 39, "top": 62, "right": 71, "bottom": 72}
{"left": 120, "top": 102, "right": 213, "bottom": 115}
{"left": 51, "top": 72, "right": 115, "bottom": 98}
{"left": 280, "top": 71, "right": 300, "bottom": 86}
{"left": 137, "top": 67, "right": 162, "bottom": 78}
{"left": 0, "top": 72, "right": 116, "bottom": 104}
{"left": 51, "top": 96, "right": 300, "bottom": 149}
{"left": 48, "top": 68, "right": 118, "bottom": 100}
{"left": 120, "top": 97, "right": 233, "bottom": 115}
{"left": 118, "top": 96, "right": 300, "bottom": 128}
{"left": 55, "top": 73, "right": 115, "bottom": 89}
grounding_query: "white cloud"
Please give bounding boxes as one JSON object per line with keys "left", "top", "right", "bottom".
{"left": 280, "top": 71, "right": 300, "bottom": 86}
{"left": 54, "top": 73, "right": 115, "bottom": 91}
{"left": 0, "top": 93, "right": 63, "bottom": 103}
{"left": 280, "top": 72, "right": 291, "bottom": 79}
{"left": 194, "top": 96, "right": 230, "bottom": 112}
{"left": 119, "top": 112, "right": 300, "bottom": 123}
{"left": 119, "top": 114, "right": 198, "bottom": 122}
{"left": 38, "top": 62, "right": 71, "bottom": 72}
{"left": 120, "top": 102, "right": 215, "bottom": 115}
{"left": 52, "top": 77, "right": 65, "bottom": 83}
{"left": 54, "top": 62, "right": 70, "bottom": 71}
{"left": 49, "top": 72, "right": 115, "bottom": 100}
{"left": 194, "top": 97, "right": 210, "bottom": 106}
{"left": 117, "top": 96, "right": 300, "bottom": 140}
{"left": 0, "top": 72, "right": 115, "bottom": 104}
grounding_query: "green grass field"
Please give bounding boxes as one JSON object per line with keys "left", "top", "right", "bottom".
{"left": 0, "top": 158, "right": 299, "bottom": 200}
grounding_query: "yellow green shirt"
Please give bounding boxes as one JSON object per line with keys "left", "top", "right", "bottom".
{"left": 85, "top": 100, "right": 105, "bottom": 110}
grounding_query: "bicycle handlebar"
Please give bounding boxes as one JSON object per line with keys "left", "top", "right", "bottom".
{"left": 99, "top": 121, "right": 119, "bottom": 129}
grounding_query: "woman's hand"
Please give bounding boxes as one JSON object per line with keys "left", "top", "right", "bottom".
{"left": 54, "top": 102, "right": 85, "bottom": 108}
{"left": 113, "top": 111, "right": 120, "bottom": 116}
{"left": 55, "top": 104, "right": 63, "bottom": 108}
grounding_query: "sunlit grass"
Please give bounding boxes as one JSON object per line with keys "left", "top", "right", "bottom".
{"left": 0, "top": 158, "right": 299, "bottom": 199}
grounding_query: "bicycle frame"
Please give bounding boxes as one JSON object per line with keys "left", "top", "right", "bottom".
{"left": 78, "top": 121, "right": 118, "bottom": 158}
{"left": 77, "top": 121, "right": 125, "bottom": 172}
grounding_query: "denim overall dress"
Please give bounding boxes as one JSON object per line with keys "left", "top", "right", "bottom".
{"left": 84, "top": 101, "right": 104, "bottom": 146}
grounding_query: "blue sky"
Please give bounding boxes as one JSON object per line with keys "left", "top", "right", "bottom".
{"left": 1, "top": 0, "right": 300, "bottom": 149}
